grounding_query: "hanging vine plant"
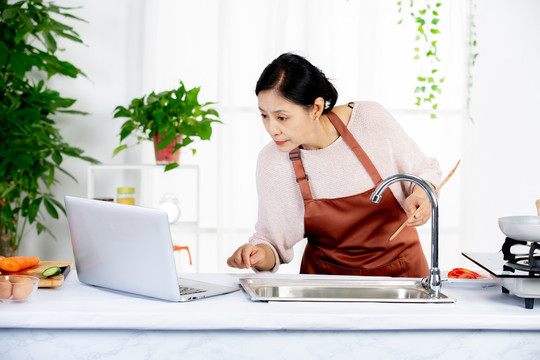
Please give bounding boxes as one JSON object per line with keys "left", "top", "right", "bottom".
{"left": 466, "top": 0, "right": 479, "bottom": 122}
{"left": 397, "top": 0, "right": 444, "bottom": 118}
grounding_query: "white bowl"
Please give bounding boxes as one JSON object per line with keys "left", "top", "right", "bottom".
{"left": 498, "top": 216, "right": 540, "bottom": 241}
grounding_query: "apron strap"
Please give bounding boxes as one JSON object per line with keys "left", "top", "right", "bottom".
{"left": 289, "top": 148, "right": 313, "bottom": 200}
{"left": 289, "top": 108, "right": 384, "bottom": 200}
{"left": 325, "top": 111, "right": 383, "bottom": 184}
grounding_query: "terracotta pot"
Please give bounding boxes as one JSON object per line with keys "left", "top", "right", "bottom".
{"left": 153, "top": 133, "right": 182, "bottom": 165}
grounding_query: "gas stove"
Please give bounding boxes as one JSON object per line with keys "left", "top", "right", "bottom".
{"left": 463, "top": 237, "right": 540, "bottom": 309}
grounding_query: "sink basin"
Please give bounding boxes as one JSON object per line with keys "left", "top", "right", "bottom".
{"left": 239, "top": 278, "right": 455, "bottom": 303}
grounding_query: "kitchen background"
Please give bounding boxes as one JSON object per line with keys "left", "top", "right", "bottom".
{"left": 17, "top": 0, "right": 540, "bottom": 274}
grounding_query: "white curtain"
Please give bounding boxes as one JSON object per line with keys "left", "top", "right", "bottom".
{"left": 135, "top": 0, "right": 471, "bottom": 272}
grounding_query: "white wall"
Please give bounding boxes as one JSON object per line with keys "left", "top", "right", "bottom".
{"left": 462, "top": 0, "right": 540, "bottom": 253}
{"left": 18, "top": 0, "right": 540, "bottom": 275}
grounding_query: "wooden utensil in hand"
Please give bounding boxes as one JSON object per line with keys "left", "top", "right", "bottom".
{"left": 389, "top": 160, "right": 461, "bottom": 241}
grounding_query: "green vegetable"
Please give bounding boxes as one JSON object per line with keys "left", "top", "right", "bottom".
{"left": 42, "top": 266, "right": 61, "bottom": 278}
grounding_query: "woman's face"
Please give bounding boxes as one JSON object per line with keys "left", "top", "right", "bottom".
{"left": 258, "top": 90, "right": 316, "bottom": 152}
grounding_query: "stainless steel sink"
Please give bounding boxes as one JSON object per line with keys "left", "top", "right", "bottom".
{"left": 239, "top": 278, "right": 455, "bottom": 303}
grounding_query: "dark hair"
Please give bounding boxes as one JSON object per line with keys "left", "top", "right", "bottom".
{"left": 255, "top": 53, "right": 338, "bottom": 114}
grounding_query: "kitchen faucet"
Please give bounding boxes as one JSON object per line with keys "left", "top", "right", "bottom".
{"left": 370, "top": 174, "right": 441, "bottom": 299}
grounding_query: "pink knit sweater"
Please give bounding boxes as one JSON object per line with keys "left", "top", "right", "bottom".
{"left": 249, "top": 101, "right": 441, "bottom": 271}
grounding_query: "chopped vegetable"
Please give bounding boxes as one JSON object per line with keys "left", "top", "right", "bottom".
{"left": 42, "top": 266, "right": 61, "bottom": 278}
{"left": 0, "top": 256, "right": 40, "bottom": 272}
{"left": 447, "top": 267, "right": 487, "bottom": 279}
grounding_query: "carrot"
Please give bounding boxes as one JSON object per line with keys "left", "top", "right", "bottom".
{"left": 0, "top": 256, "right": 40, "bottom": 272}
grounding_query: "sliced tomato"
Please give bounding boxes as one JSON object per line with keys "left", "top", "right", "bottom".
{"left": 448, "top": 267, "right": 487, "bottom": 279}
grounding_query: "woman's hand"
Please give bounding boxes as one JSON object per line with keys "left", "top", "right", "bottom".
{"left": 403, "top": 185, "right": 433, "bottom": 227}
{"left": 226, "top": 243, "right": 276, "bottom": 271}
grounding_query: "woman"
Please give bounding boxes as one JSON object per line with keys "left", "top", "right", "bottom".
{"left": 226, "top": 53, "right": 441, "bottom": 277}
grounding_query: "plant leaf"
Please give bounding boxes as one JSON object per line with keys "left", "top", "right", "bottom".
{"left": 157, "top": 132, "right": 176, "bottom": 150}
{"left": 46, "top": 164, "right": 55, "bottom": 188}
{"left": 52, "top": 151, "right": 63, "bottom": 165}
{"left": 28, "top": 198, "right": 43, "bottom": 224}
{"left": 112, "top": 145, "right": 128, "bottom": 157}
{"left": 164, "top": 163, "right": 179, "bottom": 172}
{"left": 44, "top": 198, "right": 59, "bottom": 219}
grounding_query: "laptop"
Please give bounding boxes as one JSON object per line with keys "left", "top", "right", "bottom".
{"left": 64, "top": 195, "right": 239, "bottom": 302}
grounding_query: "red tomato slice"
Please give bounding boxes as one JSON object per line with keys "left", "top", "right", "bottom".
{"left": 448, "top": 268, "right": 487, "bottom": 279}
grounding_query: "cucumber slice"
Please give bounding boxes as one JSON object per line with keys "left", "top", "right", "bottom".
{"left": 42, "top": 266, "right": 61, "bottom": 277}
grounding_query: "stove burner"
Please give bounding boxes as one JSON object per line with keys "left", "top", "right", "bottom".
{"left": 500, "top": 238, "right": 540, "bottom": 309}
{"left": 502, "top": 237, "right": 540, "bottom": 275}
{"left": 504, "top": 259, "right": 540, "bottom": 273}
{"left": 502, "top": 238, "right": 528, "bottom": 261}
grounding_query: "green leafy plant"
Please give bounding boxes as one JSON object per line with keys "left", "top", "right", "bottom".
{"left": 397, "top": 0, "right": 444, "bottom": 118}
{"left": 113, "top": 81, "right": 222, "bottom": 171}
{"left": 0, "top": 0, "right": 98, "bottom": 255}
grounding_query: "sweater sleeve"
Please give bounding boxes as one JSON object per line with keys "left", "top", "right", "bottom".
{"left": 248, "top": 143, "right": 306, "bottom": 272}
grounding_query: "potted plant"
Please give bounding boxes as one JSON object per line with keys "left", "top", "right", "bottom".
{"left": 0, "top": 1, "right": 98, "bottom": 256}
{"left": 112, "top": 81, "right": 222, "bottom": 171}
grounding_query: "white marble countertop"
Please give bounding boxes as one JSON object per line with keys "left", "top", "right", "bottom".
{"left": 2, "top": 271, "right": 540, "bottom": 331}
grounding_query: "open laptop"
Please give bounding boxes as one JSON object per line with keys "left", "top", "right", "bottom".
{"left": 64, "top": 195, "right": 239, "bottom": 302}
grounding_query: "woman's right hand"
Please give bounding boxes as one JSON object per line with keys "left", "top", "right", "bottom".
{"left": 226, "top": 243, "right": 276, "bottom": 271}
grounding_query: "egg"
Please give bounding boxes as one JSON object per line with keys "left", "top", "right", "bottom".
{"left": 11, "top": 277, "right": 35, "bottom": 300}
{"left": 0, "top": 278, "right": 12, "bottom": 299}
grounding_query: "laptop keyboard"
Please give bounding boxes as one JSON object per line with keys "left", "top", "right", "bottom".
{"left": 179, "top": 286, "right": 206, "bottom": 295}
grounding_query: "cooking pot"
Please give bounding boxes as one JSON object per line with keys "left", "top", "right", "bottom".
{"left": 498, "top": 216, "right": 540, "bottom": 242}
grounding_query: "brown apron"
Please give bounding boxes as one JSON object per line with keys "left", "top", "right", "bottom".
{"left": 289, "top": 111, "right": 428, "bottom": 277}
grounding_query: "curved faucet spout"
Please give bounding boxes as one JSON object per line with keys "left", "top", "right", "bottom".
{"left": 370, "top": 174, "right": 441, "bottom": 299}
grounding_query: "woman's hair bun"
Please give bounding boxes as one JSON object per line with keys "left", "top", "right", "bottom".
{"left": 255, "top": 53, "right": 338, "bottom": 113}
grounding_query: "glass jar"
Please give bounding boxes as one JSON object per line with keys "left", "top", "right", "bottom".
{"left": 116, "top": 187, "right": 135, "bottom": 205}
